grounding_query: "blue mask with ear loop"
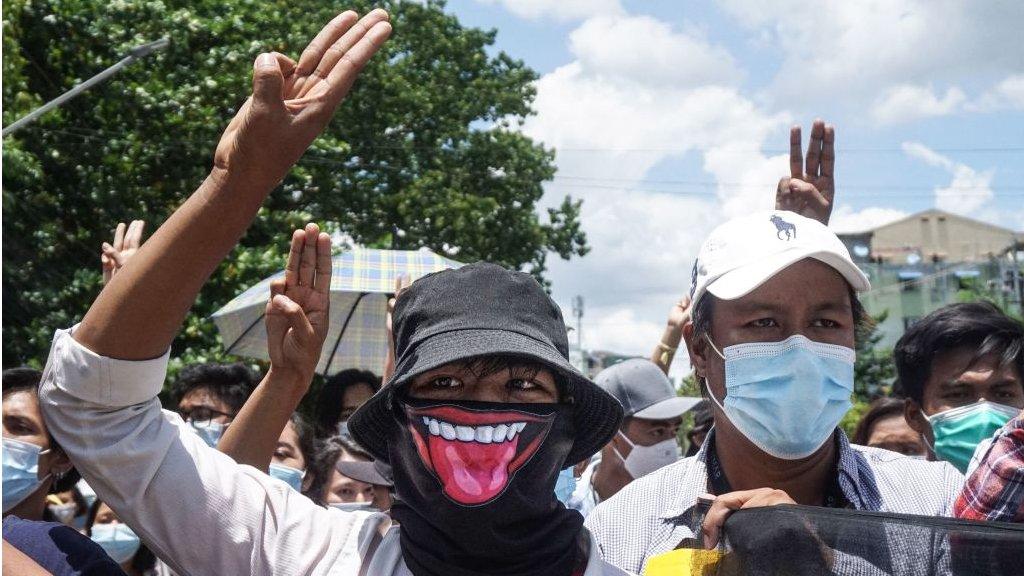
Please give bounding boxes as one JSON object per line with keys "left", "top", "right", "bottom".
{"left": 188, "top": 420, "right": 226, "bottom": 448}
{"left": 554, "top": 467, "right": 576, "bottom": 504}
{"left": 3, "top": 437, "right": 52, "bottom": 514}
{"left": 269, "top": 463, "right": 306, "bottom": 492}
{"left": 91, "top": 523, "right": 141, "bottom": 564}
{"left": 704, "top": 334, "right": 855, "bottom": 460}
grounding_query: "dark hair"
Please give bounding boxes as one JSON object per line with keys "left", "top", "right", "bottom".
{"left": 315, "top": 369, "right": 381, "bottom": 435}
{"left": 894, "top": 302, "right": 1024, "bottom": 405}
{"left": 85, "top": 498, "right": 156, "bottom": 572}
{"left": 305, "top": 435, "right": 372, "bottom": 506}
{"left": 2, "top": 367, "right": 44, "bottom": 397}
{"left": 289, "top": 412, "right": 317, "bottom": 470}
{"left": 170, "top": 362, "right": 258, "bottom": 416}
{"left": 2, "top": 367, "right": 81, "bottom": 492}
{"left": 852, "top": 397, "right": 907, "bottom": 445}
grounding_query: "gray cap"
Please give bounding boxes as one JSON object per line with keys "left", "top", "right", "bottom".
{"left": 595, "top": 358, "right": 702, "bottom": 420}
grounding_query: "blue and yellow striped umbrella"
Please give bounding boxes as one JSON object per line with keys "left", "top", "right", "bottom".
{"left": 212, "top": 247, "right": 463, "bottom": 375}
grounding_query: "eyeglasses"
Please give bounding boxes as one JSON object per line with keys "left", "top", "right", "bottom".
{"left": 179, "top": 406, "right": 233, "bottom": 424}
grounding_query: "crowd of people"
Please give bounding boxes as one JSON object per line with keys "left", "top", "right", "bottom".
{"left": 3, "top": 9, "right": 1024, "bottom": 575}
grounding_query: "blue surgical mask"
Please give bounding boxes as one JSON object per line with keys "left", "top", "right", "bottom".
{"left": 554, "top": 467, "right": 576, "bottom": 503}
{"left": 337, "top": 420, "right": 352, "bottom": 441}
{"left": 3, "top": 437, "right": 51, "bottom": 513}
{"left": 269, "top": 463, "right": 306, "bottom": 492}
{"left": 705, "top": 334, "right": 854, "bottom": 460}
{"left": 188, "top": 420, "right": 226, "bottom": 448}
{"left": 91, "top": 523, "right": 141, "bottom": 564}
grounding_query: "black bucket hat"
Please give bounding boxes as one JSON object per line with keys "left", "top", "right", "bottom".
{"left": 348, "top": 262, "right": 623, "bottom": 468}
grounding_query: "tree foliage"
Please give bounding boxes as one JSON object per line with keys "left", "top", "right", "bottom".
{"left": 2, "top": 0, "right": 587, "bottom": 369}
{"left": 854, "top": 310, "right": 896, "bottom": 401}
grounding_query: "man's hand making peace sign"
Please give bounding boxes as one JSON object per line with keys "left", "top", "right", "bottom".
{"left": 776, "top": 119, "right": 835, "bottom": 225}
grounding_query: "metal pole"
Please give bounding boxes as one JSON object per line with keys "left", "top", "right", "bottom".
{"left": 2, "top": 38, "right": 169, "bottom": 137}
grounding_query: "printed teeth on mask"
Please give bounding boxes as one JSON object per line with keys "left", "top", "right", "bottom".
{"left": 421, "top": 417, "right": 527, "bottom": 443}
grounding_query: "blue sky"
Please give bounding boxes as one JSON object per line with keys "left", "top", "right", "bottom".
{"left": 439, "top": 0, "right": 1024, "bottom": 369}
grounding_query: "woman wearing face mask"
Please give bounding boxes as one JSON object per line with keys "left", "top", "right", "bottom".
{"left": 315, "top": 369, "right": 381, "bottom": 439}
{"left": 86, "top": 500, "right": 165, "bottom": 576}
{"left": 306, "top": 436, "right": 379, "bottom": 510}
{"left": 45, "top": 487, "right": 90, "bottom": 530}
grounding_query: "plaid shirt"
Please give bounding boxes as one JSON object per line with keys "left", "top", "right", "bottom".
{"left": 955, "top": 413, "right": 1024, "bottom": 522}
{"left": 584, "top": 429, "right": 964, "bottom": 575}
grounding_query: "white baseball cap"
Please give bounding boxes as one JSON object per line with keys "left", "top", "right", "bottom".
{"left": 688, "top": 211, "right": 870, "bottom": 310}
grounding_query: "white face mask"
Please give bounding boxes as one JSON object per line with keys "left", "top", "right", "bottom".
{"left": 611, "top": 431, "right": 680, "bottom": 479}
{"left": 48, "top": 502, "right": 78, "bottom": 524}
{"left": 329, "top": 501, "right": 376, "bottom": 513}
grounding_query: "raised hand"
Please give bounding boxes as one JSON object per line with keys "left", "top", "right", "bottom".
{"left": 213, "top": 9, "right": 392, "bottom": 192}
{"left": 776, "top": 119, "right": 835, "bottom": 225}
{"left": 652, "top": 295, "right": 691, "bottom": 374}
{"left": 382, "top": 274, "right": 412, "bottom": 382}
{"left": 101, "top": 220, "right": 145, "bottom": 284}
{"left": 265, "top": 223, "right": 333, "bottom": 384}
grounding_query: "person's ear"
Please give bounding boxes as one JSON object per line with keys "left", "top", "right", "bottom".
{"left": 43, "top": 447, "right": 73, "bottom": 479}
{"left": 904, "top": 399, "right": 929, "bottom": 436}
{"left": 683, "top": 322, "right": 708, "bottom": 380}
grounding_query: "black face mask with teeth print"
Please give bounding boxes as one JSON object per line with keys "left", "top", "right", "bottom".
{"left": 388, "top": 396, "right": 586, "bottom": 576}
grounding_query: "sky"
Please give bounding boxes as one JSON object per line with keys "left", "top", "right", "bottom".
{"left": 440, "top": 0, "right": 1024, "bottom": 375}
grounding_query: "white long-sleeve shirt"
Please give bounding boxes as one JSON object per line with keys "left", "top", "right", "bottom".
{"left": 39, "top": 327, "right": 631, "bottom": 576}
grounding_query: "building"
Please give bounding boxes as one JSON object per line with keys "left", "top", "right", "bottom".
{"left": 840, "top": 209, "right": 1023, "bottom": 265}
{"left": 838, "top": 209, "right": 1024, "bottom": 349}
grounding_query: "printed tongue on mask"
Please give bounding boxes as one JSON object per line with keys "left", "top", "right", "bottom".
{"left": 410, "top": 405, "right": 554, "bottom": 506}
{"left": 429, "top": 434, "right": 517, "bottom": 503}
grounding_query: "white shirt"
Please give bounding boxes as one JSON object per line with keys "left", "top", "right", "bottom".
{"left": 39, "top": 327, "right": 633, "bottom": 576}
{"left": 566, "top": 458, "right": 601, "bottom": 518}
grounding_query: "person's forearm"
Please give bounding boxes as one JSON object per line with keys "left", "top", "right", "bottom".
{"left": 651, "top": 323, "right": 684, "bottom": 375}
{"left": 218, "top": 367, "right": 309, "bottom": 472}
{"left": 4, "top": 540, "right": 54, "bottom": 576}
{"left": 75, "top": 168, "right": 274, "bottom": 359}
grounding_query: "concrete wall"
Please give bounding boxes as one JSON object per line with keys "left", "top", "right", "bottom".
{"left": 870, "top": 211, "right": 1018, "bottom": 263}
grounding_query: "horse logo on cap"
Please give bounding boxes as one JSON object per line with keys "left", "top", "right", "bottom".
{"left": 689, "top": 259, "right": 699, "bottom": 298}
{"left": 770, "top": 215, "right": 796, "bottom": 241}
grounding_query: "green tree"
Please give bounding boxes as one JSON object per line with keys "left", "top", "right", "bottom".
{"left": 2, "top": 0, "right": 587, "bottom": 369}
{"left": 854, "top": 310, "right": 895, "bottom": 401}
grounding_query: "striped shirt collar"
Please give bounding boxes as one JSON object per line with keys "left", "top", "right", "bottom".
{"left": 655, "top": 428, "right": 882, "bottom": 523}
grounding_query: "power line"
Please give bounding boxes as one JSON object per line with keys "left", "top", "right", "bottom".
{"left": 18, "top": 124, "right": 1024, "bottom": 154}
{"left": 17, "top": 125, "right": 1024, "bottom": 198}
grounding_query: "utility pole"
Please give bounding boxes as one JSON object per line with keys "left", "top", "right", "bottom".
{"left": 571, "top": 295, "right": 584, "bottom": 354}
{"left": 2, "top": 38, "right": 170, "bottom": 137}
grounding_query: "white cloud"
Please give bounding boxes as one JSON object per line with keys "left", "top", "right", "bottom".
{"left": 870, "top": 84, "right": 965, "bottom": 125}
{"left": 902, "top": 141, "right": 995, "bottom": 216}
{"left": 519, "top": 11, "right": 792, "bottom": 357}
{"left": 717, "top": 0, "right": 1024, "bottom": 112}
{"left": 476, "top": 0, "right": 623, "bottom": 22}
{"left": 568, "top": 15, "right": 742, "bottom": 87}
{"left": 967, "top": 74, "right": 1024, "bottom": 112}
{"left": 829, "top": 205, "right": 908, "bottom": 233}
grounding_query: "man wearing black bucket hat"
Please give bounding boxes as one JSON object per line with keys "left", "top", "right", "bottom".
{"left": 347, "top": 261, "right": 625, "bottom": 575}
{"left": 36, "top": 10, "right": 631, "bottom": 575}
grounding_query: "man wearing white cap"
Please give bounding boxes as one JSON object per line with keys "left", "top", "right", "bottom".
{"left": 566, "top": 359, "right": 701, "bottom": 517}
{"left": 585, "top": 210, "right": 964, "bottom": 575}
